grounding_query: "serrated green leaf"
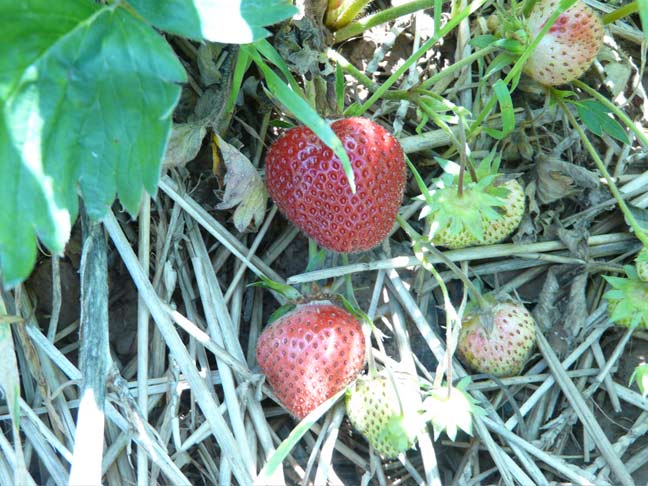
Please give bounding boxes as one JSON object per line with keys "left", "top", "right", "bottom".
{"left": 129, "top": 0, "right": 297, "bottom": 43}
{"left": 484, "top": 80, "right": 515, "bottom": 139}
{"left": 574, "top": 99, "right": 629, "bottom": 145}
{"left": 0, "top": 1, "right": 185, "bottom": 286}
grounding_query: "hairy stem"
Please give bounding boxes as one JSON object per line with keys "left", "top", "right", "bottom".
{"left": 559, "top": 99, "right": 648, "bottom": 247}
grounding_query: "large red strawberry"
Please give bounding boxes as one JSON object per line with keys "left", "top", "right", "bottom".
{"left": 524, "top": 0, "right": 604, "bottom": 86}
{"left": 256, "top": 301, "right": 366, "bottom": 419}
{"left": 264, "top": 117, "right": 406, "bottom": 253}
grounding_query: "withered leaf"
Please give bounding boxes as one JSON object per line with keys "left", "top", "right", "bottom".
{"left": 163, "top": 122, "right": 207, "bottom": 169}
{"left": 214, "top": 134, "right": 267, "bottom": 232}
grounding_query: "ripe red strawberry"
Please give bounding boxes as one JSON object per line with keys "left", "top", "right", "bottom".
{"left": 457, "top": 301, "right": 536, "bottom": 377}
{"left": 256, "top": 301, "right": 366, "bottom": 419}
{"left": 524, "top": 0, "right": 604, "bottom": 86}
{"left": 265, "top": 117, "right": 406, "bottom": 253}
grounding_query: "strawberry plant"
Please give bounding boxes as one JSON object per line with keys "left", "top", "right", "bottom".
{"left": 265, "top": 117, "right": 407, "bottom": 253}
{"left": 0, "top": 0, "right": 298, "bottom": 288}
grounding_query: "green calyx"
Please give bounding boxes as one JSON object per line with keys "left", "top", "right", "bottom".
{"left": 422, "top": 377, "right": 484, "bottom": 441}
{"left": 422, "top": 176, "right": 510, "bottom": 243}
{"left": 603, "top": 266, "right": 648, "bottom": 329}
{"left": 419, "top": 153, "right": 523, "bottom": 249}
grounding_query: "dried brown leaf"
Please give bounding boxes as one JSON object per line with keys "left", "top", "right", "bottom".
{"left": 214, "top": 134, "right": 267, "bottom": 232}
{"left": 163, "top": 123, "right": 207, "bottom": 169}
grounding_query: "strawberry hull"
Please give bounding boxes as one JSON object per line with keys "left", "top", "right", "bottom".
{"left": 265, "top": 117, "right": 406, "bottom": 253}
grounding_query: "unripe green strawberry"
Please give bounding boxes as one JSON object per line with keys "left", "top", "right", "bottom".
{"left": 346, "top": 371, "right": 426, "bottom": 458}
{"left": 636, "top": 247, "right": 648, "bottom": 282}
{"left": 429, "top": 179, "right": 525, "bottom": 249}
{"left": 480, "top": 180, "right": 524, "bottom": 245}
{"left": 457, "top": 301, "right": 536, "bottom": 377}
{"left": 604, "top": 267, "right": 648, "bottom": 329}
{"left": 524, "top": 0, "right": 604, "bottom": 86}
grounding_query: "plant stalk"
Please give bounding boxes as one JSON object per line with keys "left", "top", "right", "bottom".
{"left": 558, "top": 99, "right": 648, "bottom": 248}
{"left": 602, "top": 1, "right": 639, "bottom": 25}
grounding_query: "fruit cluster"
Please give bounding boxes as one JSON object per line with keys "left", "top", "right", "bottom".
{"left": 252, "top": 0, "right": 614, "bottom": 462}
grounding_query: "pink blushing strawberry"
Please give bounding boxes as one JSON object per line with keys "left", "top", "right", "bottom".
{"left": 457, "top": 301, "right": 536, "bottom": 377}
{"left": 524, "top": 0, "right": 604, "bottom": 86}
{"left": 264, "top": 117, "right": 406, "bottom": 253}
{"left": 256, "top": 301, "right": 366, "bottom": 419}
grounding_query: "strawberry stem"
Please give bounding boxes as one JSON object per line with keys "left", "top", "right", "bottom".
{"left": 602, "top": 1, "right": 639, "bottom": 25}
{"left": 557, "top": 98, "right": 648, "bottom": 248}
{"left": 333, "top": 0, "right": 437, "bottom": 42}
{"left": 325, "top": 0, "right": 372, "bottom": 31}
{"left": 396, "top": 216, "right": 489, "bottom": 310}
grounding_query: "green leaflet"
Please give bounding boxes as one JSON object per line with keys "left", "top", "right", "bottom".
{"left": 0, "top": 0, "right": 185, "bottom": 286}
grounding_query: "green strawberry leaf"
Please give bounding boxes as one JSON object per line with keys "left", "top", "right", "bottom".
{"left": 638, "top": 0, "right": 648, "bottom": 42}
{"left": 245, "top": 46, "right": 356, "bottom": 193}
{"left": 572, "top": 99, "right": 630, "bottom": 145}
{"left": 484, "top": 80, "right": 515, "bottom": 139}
{"left": 1, "top": 0, "right": 185, "bottom": 287}
{"left": 129, "top": 0, "right": 297, "bottom": 43}
{"left": 629, "top": 363, "right": 648, "bottom": 397}
{"left": 250, "top": 275, "right": 302, "bottom": 301}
